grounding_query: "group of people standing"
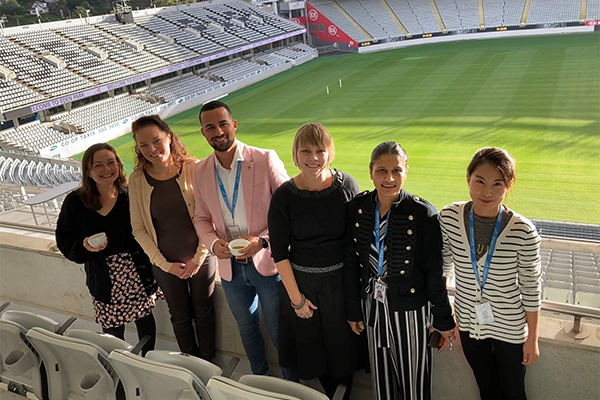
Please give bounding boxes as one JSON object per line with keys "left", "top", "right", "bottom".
{"left": 56, "top": 100, "right": 541, "bottom": 400}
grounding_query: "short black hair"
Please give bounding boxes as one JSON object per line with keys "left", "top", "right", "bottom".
{"left": 199, "top": 100, "right": 233, "bottom": 124}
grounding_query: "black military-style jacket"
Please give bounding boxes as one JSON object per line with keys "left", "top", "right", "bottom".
{"left": 344, "top": 189, "right": 455, "bottom": 331}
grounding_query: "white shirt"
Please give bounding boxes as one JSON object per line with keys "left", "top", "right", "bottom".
{"left": 211, "top": 141, "right": 248, "bottom": 252}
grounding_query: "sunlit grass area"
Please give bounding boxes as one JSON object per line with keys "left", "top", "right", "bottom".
{"left": 108, "top": 33, "right": 600, "bottom": 223}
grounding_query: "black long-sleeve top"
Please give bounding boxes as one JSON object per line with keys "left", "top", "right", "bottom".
{"left": 268, "top": 171, "right": 359, "bottom": 267}
{"left": 55, "top": 188, "right": 153, "bottom": 303}
{"left": 344, "top": 189, "right": 455, "bottom": 331}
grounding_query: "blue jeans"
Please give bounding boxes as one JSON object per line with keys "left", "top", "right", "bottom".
{"left": 221, "top": 259, "right": 298, "bottom": 381}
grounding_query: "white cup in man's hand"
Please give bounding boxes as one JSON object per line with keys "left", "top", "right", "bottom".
{"left": 229, "top": 238, "right": 250, "bottom": 257}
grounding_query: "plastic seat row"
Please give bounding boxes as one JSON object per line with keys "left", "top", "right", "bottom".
{"left": 0, "top": 305, "right": 346, "bottom": 400}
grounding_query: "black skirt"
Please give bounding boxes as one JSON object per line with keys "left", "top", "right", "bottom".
{"left": 278, "top": 265, "right": 360, "bottom": 380}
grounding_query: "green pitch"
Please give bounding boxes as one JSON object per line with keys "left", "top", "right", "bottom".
{"left": 109, "top": 33, "right": 600, "bottom": 223}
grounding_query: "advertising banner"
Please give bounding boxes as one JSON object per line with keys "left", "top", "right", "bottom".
{"left": 289, "top": 16, "right": 306, "bottom": 26}
{"left": 305, "top": 2, "right": 358, "bottom": 47}
{"left": 585, "top": 20, "right": 600, "bottom": 26}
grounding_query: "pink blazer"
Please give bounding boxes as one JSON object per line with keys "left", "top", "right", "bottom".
{"left": 193, "top": 141, "right": 289, "bottom": 281}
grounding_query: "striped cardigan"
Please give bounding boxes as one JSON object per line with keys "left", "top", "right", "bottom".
{"left": 440, "top": 202, "right": 542, "bottom": 344}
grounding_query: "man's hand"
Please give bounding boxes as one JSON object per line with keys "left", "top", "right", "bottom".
{"left": 213, "top": 239, "right": 232, "bottom": 259}
{"left": 236, "top": 236, "right": 263, "bottom": 259}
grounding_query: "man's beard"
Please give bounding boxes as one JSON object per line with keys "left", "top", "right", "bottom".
{"left": 210, "top": 136, "right": 234, "bottom": 152}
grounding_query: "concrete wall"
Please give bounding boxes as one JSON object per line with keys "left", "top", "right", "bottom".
{"left": 358, "top": 25, "right": 595, "bottom": 54}
{"left": 1, "top": 232, "right": 599, "bottom": 399}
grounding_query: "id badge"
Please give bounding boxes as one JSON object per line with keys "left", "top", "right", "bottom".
{"left": 475, "top": 302, "right": 495, "bottom": 325}
{"left": 226, "top": 225, "right": 241, "bottom": 241}
{"left": 374, "top": 281, "right": 387, "bottom": 304}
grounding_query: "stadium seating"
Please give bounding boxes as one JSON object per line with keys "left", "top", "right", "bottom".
{"left": 436, "top": 0, "right": 480, "bottom": 31}
{"left": 310, "top": 1, "right": 371, "bottom": 42}
{"left": 146, "top": 75, "right": 219, "bottom": 102}
{"left": 527, "top": 0, "right": 581, "bottom": 25}
{"left": 0, "top": 311, "right": 62, "bottom": 399}
{"left": 0, "top": 121, "right": 78, "bottom": 154}
{"left": 482, "top": 0, "right": 527, "bottom": 28}
{"left": 541, "top": 248, "right": 599, "bottom": 306}
{"left": 0, "top": 151, "right": 81, "bottom": 188}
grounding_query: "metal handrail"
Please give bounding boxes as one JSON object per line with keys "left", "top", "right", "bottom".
{"left": 446, "top": 287, "right": 600, "bottom": 321}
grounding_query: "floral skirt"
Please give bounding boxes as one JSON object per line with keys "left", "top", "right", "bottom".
{"left": 92, "top": 252, "right": 162, "bottom": 329}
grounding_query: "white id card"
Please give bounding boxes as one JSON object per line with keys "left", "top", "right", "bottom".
{"left": 226, "top": 225, "right": 241, "bottom": 241}
{"left": 475, "top": 302, "right": 495, "bottom": 325}
{"left": 374, "top": 281, "right": 387, "bottom": 304}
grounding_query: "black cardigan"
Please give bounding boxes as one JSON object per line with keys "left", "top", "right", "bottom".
{"left": 55, "top": 188, "right": 156, "bottom": 303}
{"left": 344, "top": 189, "right": 455, "bottom": 331}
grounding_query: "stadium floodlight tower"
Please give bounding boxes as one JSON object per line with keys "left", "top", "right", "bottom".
{"left": 113, "top": 0, "right": 134, "bottom": 24}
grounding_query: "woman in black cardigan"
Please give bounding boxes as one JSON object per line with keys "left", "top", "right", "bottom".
{"left": 56, "top": 143, "right": 159, "bottom": 354}
{"left": 344, "top": 142, "right": 455, "bottom": 400}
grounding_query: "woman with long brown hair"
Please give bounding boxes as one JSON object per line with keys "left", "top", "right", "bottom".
{"left": 129, "top": 114, "right": 216, "bottom": 360}
{"left": 56, "top": 143, "right": 159, "bottom": 355}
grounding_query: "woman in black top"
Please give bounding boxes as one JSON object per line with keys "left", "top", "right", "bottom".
{"left": 56, "top": 143, "right": 159, "bottom": 355}
{"left": 268, "top": 123, "right": 360, "bottom": 399}
{"left": 344, "top": 142, "right": 455, "bottom": 400}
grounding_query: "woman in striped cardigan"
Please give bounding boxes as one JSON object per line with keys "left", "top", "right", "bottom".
{"left": 440, "top": 147, "right": 542, "bottom": 400}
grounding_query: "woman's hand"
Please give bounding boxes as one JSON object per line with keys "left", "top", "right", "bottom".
{"left": 348, "top": 321, "right": 365, "bottom": 335}
{"left": 437, "top": 326, "right": 458, "bottom": 350}
{"left": 83, "top": 237, "right": 107, "bottom": 252}
{"left": 180, "top": 260, "right": 200, "bottom": 280}
{"left": 167, "top": 262, "right": 186, "bottom": 278}
{"left": 522, "top": 336, "right": 539, "bottom": 365}
{"left": 294, "top": 298, "right": 317, "bottom": 319}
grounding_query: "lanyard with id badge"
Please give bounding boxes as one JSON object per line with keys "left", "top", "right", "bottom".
{"left": 469, "top": 205, "right": 503, "bottom": 325}
{"left": 216, "top": 161, "right": 242, "bottom": 240}
{"left": 374, "top": 202, "right": 391, "bottom": 304}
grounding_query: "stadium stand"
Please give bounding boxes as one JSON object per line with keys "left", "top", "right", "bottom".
{"left": 146, "top": 76, "right": 220, "bottom": 102}
{"left": 436, "top": 0, "right": 480, "bottom": 31}
{"left": 527, "top": 0, "right": 581, "bottom": 25}
{"left": 588, "top": 0, "right": 600, "bottom": 20}
{"left": 540, "top": 248, "right": 600, "bottom": 307}
{"left": 0, "top": 122, "right": 78, "bottom": 154}
{"left": 310, "top": 1, "right": 371, "bottom": 42}
{"left": 332, "top": 1, "right": 393, "bottom": 41}
{"left": 532, "top": 219, "right": 600, "bottom": 242}
{"left": 0, "top": 152, "right": 81, "bottom": 188}
{"left": 50, "top": 95, "right": 154, "bottom": 134}
{"left": 482, "top": 0, "right": 528, "bottom": 28}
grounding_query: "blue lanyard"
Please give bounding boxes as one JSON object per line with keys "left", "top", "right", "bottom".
{"left": 374, "top": 202, "right": 391, "bottom": 276}
{"left": 468, "top": 205, "right": 503, "bottom": 294}
{"left": 215, "top": 161, "right": 242, "bottom": 221}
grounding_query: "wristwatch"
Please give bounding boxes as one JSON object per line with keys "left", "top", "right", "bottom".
{"left": 260, "top": 237, "right": 269, "bottom": 249}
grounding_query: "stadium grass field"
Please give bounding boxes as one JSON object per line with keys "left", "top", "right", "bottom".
{"left": 107, "top": 33, "right": 600, "bottom": 224}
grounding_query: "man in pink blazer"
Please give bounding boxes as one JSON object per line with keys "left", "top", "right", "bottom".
{"left": 194, "top": 100, "right": 296, "bottom": 380}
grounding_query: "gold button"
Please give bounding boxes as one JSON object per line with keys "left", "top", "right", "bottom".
{"left": 356, "top": 252, "right": 359, "bottom": 256}
{"left": 354, "top": 238, "right": 357, "bottom": 242}
{"left": 407, "top": 229, "right": 413, "bottom": 235}
{"left": 406, "top": 246, "right": 411, "bottom": 251}
{"left": 410, "top": 288, "right": 415, "bottom": 293}
{"left": 400, "top": 270, "right": 405, "bottom": 275}
{"left": 355, "top": 223, "right": 359, "bottom": 227}
{"left": 404, "top": 260, "right": 409, "bottom": 264}
{"left": 358, "top": 209, "right": 362, "bottom": 214}
{"left": 414, "top": 196, "right": 420, "bottom": 201}
{"left": 408, "top": 215, "right": 414, "bottom": 221}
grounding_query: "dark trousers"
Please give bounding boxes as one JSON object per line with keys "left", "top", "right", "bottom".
{"left": 460, "top": 330, "right": 527, "bottom": 400}
{"left": 103, "top": 313, "right": 156, "bottom": 356}
{"left": 152, "top": 255, "right": 216, "bottom": 360}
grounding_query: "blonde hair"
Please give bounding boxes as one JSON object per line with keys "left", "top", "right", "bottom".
{"left": 292, "top": 123, "right": 335, "bottom": 168}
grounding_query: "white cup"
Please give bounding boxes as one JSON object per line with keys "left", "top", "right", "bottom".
{"left": 88, "top": 232, "right": 107, "bottom": 248}
{"left": 229, "top": 238, "right": 250, "bottom": 257}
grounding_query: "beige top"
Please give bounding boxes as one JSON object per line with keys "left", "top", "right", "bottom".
{"left": 129, "top": 159, "right": 208, "bottom": 272}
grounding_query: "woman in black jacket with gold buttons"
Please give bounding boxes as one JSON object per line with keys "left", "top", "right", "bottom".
{"left": 344, "top": 142, "right": 455, "bottom": 400}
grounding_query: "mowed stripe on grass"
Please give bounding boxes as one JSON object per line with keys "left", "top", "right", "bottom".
{"left": 109, "top": 33, "right": 599, "bottom": 223}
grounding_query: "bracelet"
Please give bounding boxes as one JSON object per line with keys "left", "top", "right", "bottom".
{"left": 291, "top": 293, "right": 306, "bottom": 309}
